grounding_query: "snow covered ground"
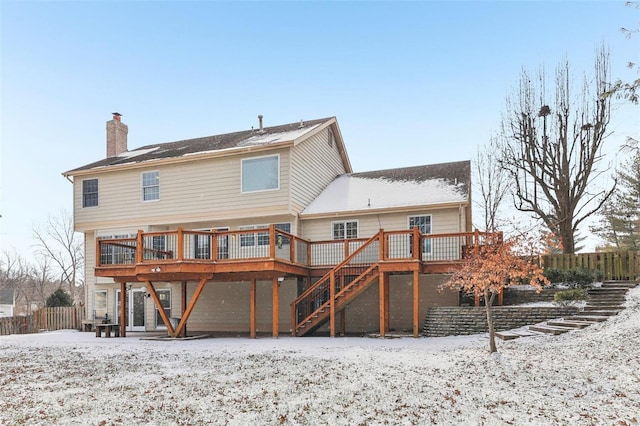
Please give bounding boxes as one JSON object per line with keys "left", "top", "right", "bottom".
{"left": 1, "top": 286, "right": 639, "bottom": 426}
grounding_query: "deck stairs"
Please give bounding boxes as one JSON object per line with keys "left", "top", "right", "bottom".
{"left": 292, "top": 232, "right": 383, "bottom": 337}
{"left": 497, "top": 281, "right": 637, "bottom": 340}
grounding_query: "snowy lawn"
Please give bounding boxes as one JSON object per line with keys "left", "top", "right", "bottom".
{"left": 1, "top": 287, "right": 639, "bottom": 426}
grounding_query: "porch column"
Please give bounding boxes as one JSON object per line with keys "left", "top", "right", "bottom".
{"left": 250, "top": 279, "right": 257, "bottom": 338}
{"left": 120, "top": 282, "right": 126, "bottom": 337}
{"left": 272, "top": 277, "right": 279, "bottom": 338}
{"left": 379, "top": 271, "right": 386, "bottom": 337}
{"left": 413, "top": 270, "right": 419, "bottom": 338}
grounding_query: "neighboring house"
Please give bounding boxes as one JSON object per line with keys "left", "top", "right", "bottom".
{"left": 63, "top": 114, "right": 485, "bottom": 338}
{"left": 0, "top": 289, "right": 15, "bottom": 318}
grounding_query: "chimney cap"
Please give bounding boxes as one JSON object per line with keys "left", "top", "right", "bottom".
{"left": 112, "top": 112, "right": 122, "bottom": 117}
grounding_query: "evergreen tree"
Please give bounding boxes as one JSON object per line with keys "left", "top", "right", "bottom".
{"left": 45, "top": 288, "right": 74, "bottom": 307}
{"left": 591, "top": 151, "right": 640, "bottom": 250}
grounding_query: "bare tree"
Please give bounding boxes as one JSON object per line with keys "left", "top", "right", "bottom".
{"left": 499, "top": 47, "right": 616, "bottom": 253}
{"left": 474, "top": 135, "right": 510, "bottom": 232}
{"left": 32, "top": 211, "right": 84, "bottom": 304}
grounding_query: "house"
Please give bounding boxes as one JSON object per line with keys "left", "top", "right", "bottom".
{"left": 0, "top": 289, "right": 15, "bottom": 318}
{"left": 63, "top": 114, "right": 488, "bottom": 338}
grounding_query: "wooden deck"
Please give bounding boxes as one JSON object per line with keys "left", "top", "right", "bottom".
{"left": 95, "top": 227, "right": 497, "bottom": 338}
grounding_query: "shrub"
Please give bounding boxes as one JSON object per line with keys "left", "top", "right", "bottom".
{"left": 554, "top": 288, "right": 588, "bottom": 305}
{"left": 543, "top": 268, "right": 603, "bottom": 289}
{"left": 45, "top": 288, "right": 74, "bottom": 307}
{"left": 543, "top": 268, "right": 565, "bottom": 285}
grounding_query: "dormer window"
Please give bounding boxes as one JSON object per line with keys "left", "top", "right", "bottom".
{"left": 241, "top": 154, "right": 279, "bottom": 193}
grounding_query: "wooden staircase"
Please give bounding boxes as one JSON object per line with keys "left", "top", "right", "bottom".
{"left": 291, "top": 231, "right": 383, "bottom": 337}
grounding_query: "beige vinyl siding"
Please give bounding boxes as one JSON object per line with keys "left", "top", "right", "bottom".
{"left": 73, "top": 149, "right": 292, "bottom": 231}
{"left": 300, "top": 207, "right": 463, "bottom": 242}
{"left": 290, "top": 127, "right": 347, "bottom": 213}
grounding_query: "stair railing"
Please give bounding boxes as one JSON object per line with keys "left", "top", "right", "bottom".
{"left": 291, "top": 230, "right": 383, "bottom": 335}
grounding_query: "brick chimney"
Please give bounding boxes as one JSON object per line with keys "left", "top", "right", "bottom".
{"left": 106, "top": 112, "right": 128, "bottom": 157}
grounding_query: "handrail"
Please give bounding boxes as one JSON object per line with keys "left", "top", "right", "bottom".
{"left": 291, "top": 230, "right": 383, "bottom": 306}
{"left": 291, "top": 230, "right": 383, "bottom": 335}
{"left": 95, "top": 228, "right": 500, "bottom": 268}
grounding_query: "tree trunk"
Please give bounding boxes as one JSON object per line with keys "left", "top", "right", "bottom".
{"left": 485, "top": 288, "right": 498, "bottom": 353}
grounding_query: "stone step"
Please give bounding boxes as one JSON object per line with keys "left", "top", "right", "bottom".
{"left": 583, "top": 305, "right": 624, "bottom": 312}
{"left": 529, "top": 324, "right": 571, "bottom": 335}
{"left": 546, "top": 320, "right": 593, "bottom": 329}
{"left": 566, "top": 315, "right": 610, "bottom": 322}
{"left": 495, "top": 331, "right": 521, "bottom": 341}
{"left": 579, "top": 310, "right": 619, "bottom": 316}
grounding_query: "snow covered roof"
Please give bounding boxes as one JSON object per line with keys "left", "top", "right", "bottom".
{"left": 301, "top": 161, "right": 470, "bottom": 216}
{"left": 64, "top": 117, "right": 335, "bottom": 174}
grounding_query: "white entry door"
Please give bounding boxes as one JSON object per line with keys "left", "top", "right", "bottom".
{"left": 116, "top": 289, "right": 146, "bottom": 331}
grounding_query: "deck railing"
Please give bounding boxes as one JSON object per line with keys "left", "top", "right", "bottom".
{"left": 96, "top": 227, "right": 496, "bottom": 268}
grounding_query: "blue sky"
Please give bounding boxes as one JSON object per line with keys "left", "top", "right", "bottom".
{"left": 1, "top": 0, "right": 638, "bottom": 257}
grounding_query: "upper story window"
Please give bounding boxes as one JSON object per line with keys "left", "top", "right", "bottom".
{"left": 409, "top": 215, "right": 432, "bottom": 253}
{"left": 332, "top": 220, "right": 358, "bottom": 240}
{"left": 241, "top": 154, "right": 279, "bottom": 193}
{"left": 82, "top": 179, "right": 98, "bottom": 208}
{"left": 142, "top": 171, "right": 160, "bottom": 201}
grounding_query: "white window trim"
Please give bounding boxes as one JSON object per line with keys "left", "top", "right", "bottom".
{"left": 408, "top": 214, "right": 432, "bottom": 254}
{"left": 407, "top": 214, "right": 432, "bottom": 233}
{"left": 141, "top": 170, "right": 160, "bottom": 202}
{"left": 93, "top": 290, "right": 108, "bottom": 320}
{"left": 331, "top": 219, "right": 359, "bottom": 240}
{"left": 240, "top": 154, "right": 280, "bottom": 194}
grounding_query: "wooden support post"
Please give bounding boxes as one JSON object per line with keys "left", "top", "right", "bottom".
{"left": 181, "top": 281, "right": 187, "bottom": 338}
{"left": 146, "top": 281, "right": 174, "bottom": 336}
{"left": 272, "top": 277, "right": 279, "bottom": 337}
{"left": 177, "top": 227, "right": 184, "bottom": 260}
{"left": 378, "top": 229, "right": 384, "bottom": 261}
{"left": 384, "top": 273, "right": 390, "bottom": 333}
{"left": 269, "top": 225, "right": 276, "bottom": 259}
{"left": 120, "top": 282, "right": 127, "bottom": 338}
{"left": 174, "top": 277, "right": 208, "bottom": 338}
{"left": 250, "top": 279, "right": 257, "bottom": 339}
{"left": 413, "top": 270, "right": 419, "bottom": 338}
{"left": 212, "top": 230, "right": 218, "bottom": 260}
{"left": 379, "top": 271, "right": 386, "bottom": 337}
{"left": 95, "top": 238, "right": 101, "bottom": 268}
{"left": 330, "top": 271, "right": 336, "bottom": 337}
{"left": 413, "top": 226, "right": 420, "bottom": 260}
{"left": 136, "top": 230, "right": 144, "bottom": 263}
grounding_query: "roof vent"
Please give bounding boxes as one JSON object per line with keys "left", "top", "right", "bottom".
{"left": 258, "top": 115, "right": 265, "bottom": 133}
{"left": 299, "top": 119, "right": 305, "bottom": 128}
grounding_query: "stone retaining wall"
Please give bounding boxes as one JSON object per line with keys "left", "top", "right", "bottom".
{"left": 502, "top": 286, "right": 563, "bottom": 305}
{"left": 423, "top": 306, "right": 579, "bottom": 337}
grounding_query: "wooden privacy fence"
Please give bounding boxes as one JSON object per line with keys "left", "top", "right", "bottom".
{"left": 541, "top": 251, "right": 640, "bottom": 281}
{"left": 0, "top": 306, "right": 85, "bottom": 336}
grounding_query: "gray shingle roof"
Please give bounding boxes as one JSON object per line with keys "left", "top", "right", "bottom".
{"left": 65, "top": 117, "right": 334, "bottom": 174}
